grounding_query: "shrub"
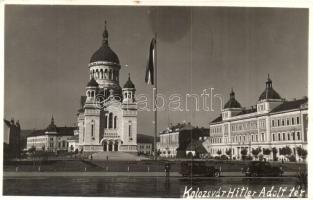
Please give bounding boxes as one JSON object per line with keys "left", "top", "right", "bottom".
{"left": 263, "top": 148, "right": 271, "bottom": 156}
{"left": 252, "top": 148, "right": 261, "bottom": 159}
{"left": 221, "top": 155, "right": 228, "bottom": 160}
{"left": 288, "top": 155, "right": 296, "bottom": 162}
{"left": 246, "top": 155, "right": 253, "bottom": 160}
{"left": 214, "top": 156, "right": 221, "bottom": 160}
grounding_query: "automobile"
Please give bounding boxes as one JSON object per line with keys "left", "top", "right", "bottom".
{"left": 242, "top": 161, "right": 284, "bottom": 177}
{"left": 179, "top": 161, "right": 221, "bottom": 177}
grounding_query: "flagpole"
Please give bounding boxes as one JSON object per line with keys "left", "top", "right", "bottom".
{"left": 154, "top": 32, "right": 158, "bottom": 161}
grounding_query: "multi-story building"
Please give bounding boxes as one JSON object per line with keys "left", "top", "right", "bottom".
{"left": 26, "top": 116, "right": 75, "bottom": 153}
{"left": 203, "top": 75, "right": 308, "bottom": 161}
{"left": 76, "top": 21, "right": 138, "bottom": 152}
{"left": 158, "top": 123, "right": 209, "bottom": 158}
{"left": 4, "top": 118, "right": 21, "bottom": 159}
{"left": 137, "top": 134, "right": 154, "bottom": 155}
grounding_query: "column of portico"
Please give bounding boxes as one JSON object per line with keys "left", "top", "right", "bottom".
{"left": 107, "top": 141, "right": 109, "bottom": 152}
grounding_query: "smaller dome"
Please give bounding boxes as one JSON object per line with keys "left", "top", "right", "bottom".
{"left": 224, "top": 89, "right": 241, "bottom": 109}
{"left": 123, "top": 73, "right": 135, "bottom": 89}
{"left": 87, "top": 77, "right": 99, "bottom": 87}
{"left": 258, "top": 75, "right": 282, "bottom": 101}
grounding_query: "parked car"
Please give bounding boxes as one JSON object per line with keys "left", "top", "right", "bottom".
{"left": 242, "top": 161, "right": 283, "bottom": 177}
{"left": 179, "top": 161, "right": 221, "bottom": 177}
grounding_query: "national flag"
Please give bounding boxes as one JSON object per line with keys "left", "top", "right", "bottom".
{"left": 145, "top": 38, "right": 156, "bottom": 85}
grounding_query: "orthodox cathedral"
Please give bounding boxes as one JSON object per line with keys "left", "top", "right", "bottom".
{"left": 77, "top": 22, "right": 138, "bottom": 152}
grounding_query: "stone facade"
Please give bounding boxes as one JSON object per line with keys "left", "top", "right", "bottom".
{"left": 77, "top": 22, "right": 138, "bottom": 152}
{"left": 204, "top": 76, "right": 308, "bottom": 161}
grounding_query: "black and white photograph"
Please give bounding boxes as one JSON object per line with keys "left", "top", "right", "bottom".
{"left": 2, "top": 2, "right": 310, "bottom": 198}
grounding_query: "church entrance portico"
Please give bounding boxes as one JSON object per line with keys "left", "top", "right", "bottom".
{"left": 101, "top": 139, "right": 120, "bottom": 152}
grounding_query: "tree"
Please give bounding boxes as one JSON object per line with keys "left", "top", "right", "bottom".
{"left": 226, "top": 148, "right": 232, "bottom": 158}
{"left": 252, "top": 148, "right": 261, "bottom": 159}
{"left": 263, "top": 148, "right": 271, "bottom": 156}
{"left": 263, "top": 148, "right": 271, "bottom": 155}
{"left": 281, "top": 146, "right": 292, "bottom": 161}
{"left": 217, "top": 150, "right": 222, "bottom": 156}
{"left": 28, "top": 146, "right": 36, "bottom": 166}
{"left": 272, "top": 147, "right": 278, "bottom": 161}
{"left": 297, "top": 147, "right": 308, "bottom": 161}
{"left": 240, "top": 148, "right": 248, "bottom": 160}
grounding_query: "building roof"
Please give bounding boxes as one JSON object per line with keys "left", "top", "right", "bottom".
{"left": 210, "top": 115, "right": 222, "bottom": 123}
{"left": 186, "top": 140, "right": 207, "bottom": 154}
{"left": 68, "top": 134, "right": 79, "bottom": 141}
{"left": 235, "top": 107, "right": 257, "bottom": 116}
{"left": 224, "top": 89, "right": 241, "bottom": 109}
{"left": 210, "top": 97, "right": 308, "bottom": 124}
{"left": 259, "top": 75, "right": 282, "bottom": 101}
{"left": 123, "top": 73, "right": 135, "bottom": 89}
{"left": 86, "top": 77, "right": 99, "bottom": 87}
{"left": 137, "top": 134, "right": 155, "bottom": 143}
{"left": 29, "top": 127, "right": 76, "bottom": 137}
{"left": 46, "top": 116, "right": 57, "bottom": 132}
{"left": 160, "top": 123, "right": 194, "bottom": 134}
{"left": 90, "top": 21, "right": 120, "bottom": 64}
{"left": 270, "top": 98, "right": 308, "bottom": 113}
{"left": 29, "top": 116, "right": 76, "bottom": 137}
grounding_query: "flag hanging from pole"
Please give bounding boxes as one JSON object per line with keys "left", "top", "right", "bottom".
{"left": 145, "top": 38, "right": 156, "bottom": 85}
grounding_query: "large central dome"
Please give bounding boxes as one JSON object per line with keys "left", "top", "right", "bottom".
{"left": 89, "top": 21, "right": 120, "bottom": 64}
{"left": 90, "top": 46, "right": 120, "bottom": 64}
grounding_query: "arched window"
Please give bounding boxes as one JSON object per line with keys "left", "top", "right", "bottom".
{"left": 109, "top": 113, "right": 113, "bottom": 129}
{"left": 96, "top": 69, "right": 99, "bottom": 78}
{"left": 114, "top": 116, "right": 117, "bottom": 129}
{"left": 87, "top": 91, "right": 90, "bottom": 97}
{"left": 112, "top": 70, "right": 115, "bottom": 80}
{"left": 297, "top": 132, "right": 301, "bottom": 140}
{"left": 104, "top": 69, "right": 108, "bottom": 79}
{"left": 278, "top": 133, "right": 281, "bottom": 141}
{"left": 109, "top": 69, "right": 112, "bottom": 80}
{"left": 104, "top": 115, "right": 108, "bottom": 129}
{"left": 100, "top": 69, "right": 103, "bottom": 79}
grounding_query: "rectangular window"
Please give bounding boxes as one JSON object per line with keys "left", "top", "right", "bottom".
{"left": 272, "top": 134, "right": 275, "bottom": 141}
{"left": 91, "top": 124, "right": 94, "bottom": 137}
{"left": 297, "top": 117, "right": 300, "bottom": 124}
{"left": 287, "top": 119, "right": 290, "bottom": 126}
{"left": 292, "top": 118, "right": 295, "bottom": 125}
{"left": 297, "top": 132, "right": 301, "bottom": 140}
{"left": 272, "top": 120, "right": 275, "bottom": 127}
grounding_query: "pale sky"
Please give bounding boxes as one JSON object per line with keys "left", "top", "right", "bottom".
{"left": 4, "top": 6, "right": 308, "bottom": 135}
